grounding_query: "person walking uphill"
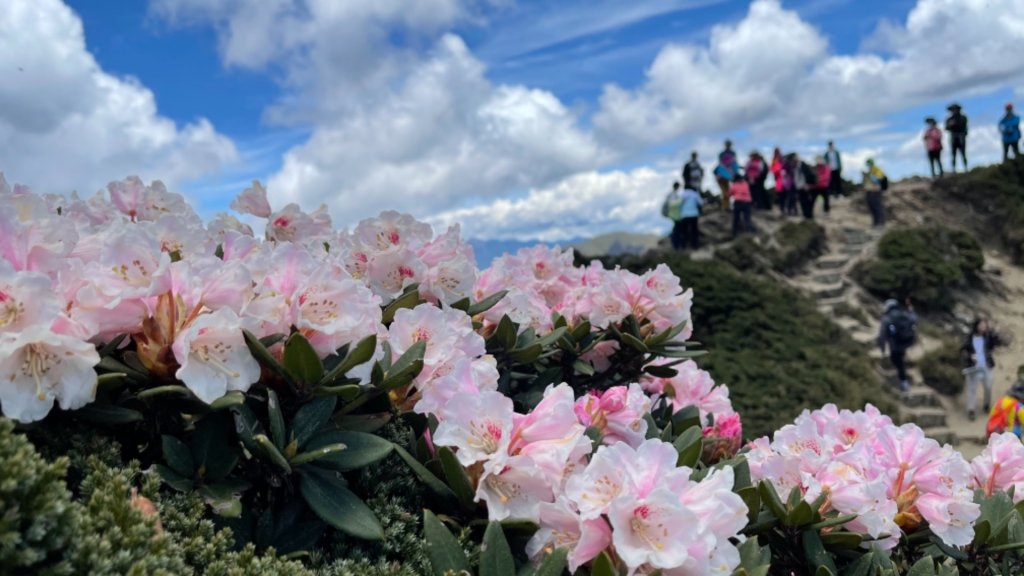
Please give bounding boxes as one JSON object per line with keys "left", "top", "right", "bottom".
{"left": 824, "top": 141, "right": 842, "bottom": 200}
{"left": 863, "top": 159, "right": 888, "bottom": 227}
{"left": 715, "top": 140, "right": 740, "bottom": 211}
{"left": 682, "top": 151, "right": 705, "bottom": 191}
{"left": 923, "top": 117, "right": 944, "bottom": 178}
{"left": 1000, "top": 103, "right": 1021, "bottom": 162}
{"left": 961, "top": 318, "right": 1006, "bottom": 421}
{"left": 878, "top": 298, "right": 917, "bottom": 392}
{"left": 945, "top": 103, "right": 968, "bottom": 172}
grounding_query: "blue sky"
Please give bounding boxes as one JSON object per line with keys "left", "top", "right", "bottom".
{"left": 3, "top": 0, "right": 1023, "bottom": 241}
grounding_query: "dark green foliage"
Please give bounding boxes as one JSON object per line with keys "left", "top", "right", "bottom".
{"left": 934, "top": 156, "right": 1024, "bottom": 264}
{"left": 854, "top": 226, "right": 984, "bottom": 311}
{"left": 0, "top": 418, "right": 77, "bottom": 575}
{"left": 832, "top": 301, "right": 870, "bottom": 326}
{"left": 920, "top": 340, "right": 967, "bottom": 396}
{"left": 716, "top": 221, "right": 826, "bottom": 276}
{"left": 602, "top": 252, "right": 896, "bottom": 439}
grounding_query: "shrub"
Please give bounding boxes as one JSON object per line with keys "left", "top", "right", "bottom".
{"left": 832, "top": 301, "right": 870, "bottom": 326}
{"left": 919, "top": 340, "right": 966, "bottom": 396}
{"left": 715, "top": 220, "right": 826, "bottom": 276}
{"left": 853, "top": 226, "right": 984, "bottom": 311}
{"left": 603, "top": 252, "right": 896, "bottom": 439}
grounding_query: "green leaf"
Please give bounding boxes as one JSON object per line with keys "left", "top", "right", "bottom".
{"left": 292, "top": 396, "right": 337, "bottom": 448}
{"left": 789, "top": 501, "right": 816, "bottom": 527}
{"left": 449, "top": 296, "right": 471, "bottom": 312}
{"left": 299, "top": 466, "right": 383, "bottom": 540}
{"left": 643, "top": 364, "right": 678, "bottom": 378}
{"left": 155, "top": 464, "right": 194, "bottom": 492}
{"left": 438, "top": 446, "right": 476, "bottom": 509}
{"left": 573, "top": 359, "right": 595, "bottom": 376}
{"left": 672, "top": 426, "right": 703, "bottom": 468}
{"left": 316, "top": 384, "right": 363, "bottom": 400}
{"left": 670, "top": 405, "right": 701, "bottom": 432}
{"left": 332, "top": 412, "right": 392, "bottom": 433}
{"left": 230, "top": 404, "right": 264, "bottom": 452}
{"left": 819, "top": 531, "right": 862, "bottom": 549}
{"left": 759, "top": 481, "right": 788, "bottom": 521}
{"left": 192, "top": 412, "right": 239, "bottom": 482}
{"left": 620, "top": 331, "right": 649, "bottom": 353}
{"left": 906, "top": 557, "right": 938, "bottom": 576}
{"left": 284, "top": 332, "right": 324, "bottom": 384}
{"left": 467, "top": 290, "right": 508, "bottom": 316}
{"left": 810, "top": 514, "right": 857, "bottom": 530}
{"left": 304, "top": 430, "right": 393, "bottom": 471}
{"left": 423, "top": 509, "right": 470, "bottom": 576}
{"left": 382, "top": 289, "right": 420, "bottom": 324}
{"left": 508, "top": 343, "right": 543, "bottom": 363}
{"left": 162, "top": 434, "right": 195, "bottom": 477}
{"left": 535, "top": 326, "right": 568, "bottom": 348}
{"left": 320, "top": 334, "right": 377, "bottom": 386}
{"left": 737, "top": 486, "right": 761, "bottom": 524}
{"left": 254, "top": 434, "right": 292, "bottom": 473}
{"left": 392, "top": 444, "right": 457, "bottom": 505}
{"left": 379, "top": 341, "right": 426, "bottom": 391}
{"left": 590, "top": 551, "right": 617, "bottom": 576}
{"left": 480, "top": 521, "right": 515, "bottom": 576}
{"left": 534, "top": 547, "right": 568, "bottom": 576}
{"left": 208, "top": 391, "right": 246, "bottom": 411}
{"left": 802, "top": 529, "right": 838, "bottom": 575}
{"left": 198, "top": 484, "right": 244, "bottom": 518}
{"left": 493, "top": 315, "right": 519, "bottom": 351}
{"left": 243, "top": 329, "right": 294, "bottom": 385}
{"left": 74, "top": 403, "right": 143, "bottom": 424}
{"left": 96, "top": 372, "right": 129, "bottom": 391}
{"left": 291, "top": 442, "right": 349, "bottom": 466}
{"left": 268, "top": 389, "right": 287, "bottom": 451}
{"left": 137, "top": 384, "right": 194, "bottom": 400}
{"left": 96, "top": 355, "right": 147, "bottom": 379}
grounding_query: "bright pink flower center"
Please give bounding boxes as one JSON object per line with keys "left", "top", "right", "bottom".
{"left": 273, "top": 216, "right": 290, "bottom": 228}
{"left": 634, "top": 505, "right": 651, "bottom": 519}
{"left": 389, "top": 230, "right": 400, "bottom": 244}
{"left": 398, "top": 266, "right": 415, "bottom": 278}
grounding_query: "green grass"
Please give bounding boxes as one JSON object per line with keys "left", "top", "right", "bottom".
{"left": 603, "top": 251, "right": 896, "bottom": 439}
{"left": 919, "top": 340, "right": 966, "bottom": 397}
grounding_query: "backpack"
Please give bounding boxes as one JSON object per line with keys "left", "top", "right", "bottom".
{"left": 801, "top": 163, "right": 817, "bottom": 187}
{"left": 987, "top": 397, "right": 1022, "bottom": 437}
{"left": 880, "top": 176, "right": 889, "bottom": 191}
{"left": 747, "top": 158, "right": 763, "bottom": 182}
{"left": 888, "top": 311, "right": 916, "bottom": 349}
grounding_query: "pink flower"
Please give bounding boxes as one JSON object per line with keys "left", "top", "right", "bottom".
{"left": 0, "top": 326, "right": 99, "bottom": 422}
{"left": 476, "top": 455, "right": 554, "bottom": 522}
{"left": 433, "top": 390, "right": 514, "bottom": 466}
{"left": 230, "top": 180, "right": 272, "bottom": 218}
{"left": 971, "top": 433, "right": 1024, "bottom": 500}
{"left": 608, "top": 487, "right": 698, "bottom": 573}
{"left": 172, "top": 308, "right": 261, "bottom": 403}
{"left": 526, "top": 498, "right": 612, "bottom": 572}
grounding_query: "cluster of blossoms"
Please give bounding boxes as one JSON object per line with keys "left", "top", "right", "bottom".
{"left": 475, "top": 245, "right": 693, "bottom": 338}
{"left": 746, "top": 404, "right": 981, "bottom": 549}
{"left": 970, "top": 432, "right": 1024, "bottom": 501}
{"left": 432, "top": 383, "right": 748, "bottom": 575}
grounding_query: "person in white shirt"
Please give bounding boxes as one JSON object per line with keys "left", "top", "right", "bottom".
{"left": 961, "top": 318, "right": 1006, "bottom": 421}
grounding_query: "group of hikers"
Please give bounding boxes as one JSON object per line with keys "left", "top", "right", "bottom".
{"left": 877, "top": 298, "right": 1024, "bottom": 438}
{"left": 922, "top": 101, "right": 1021, "bottom": 178}
{"left": 662, "top": 139, "right": 893, "bottom": 249}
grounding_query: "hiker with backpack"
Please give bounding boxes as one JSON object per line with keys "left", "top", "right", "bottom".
{"left": 863, "top": 158, "right": 888, "bottom": 227}
{"left": 877, "top": 298, "right": 917, "bottom": 392}
{"left": 923, "top": 117, "right": 944, "bottom": 178}
{"left": 1000, "top": 103, "right": 1021, "bottom": 162}
{"left": 945, "top": 103, "right": 968, "bottom": 172}
{"left": 746, "top": 151, "right": 770, "bottom": 211}
{"left": 824, "top": 141, "right": 843, "bottom": 200}
{"left": 715, "top": 140, "right": 741, "bottom": 211}
{"left": 795, "top": 154, "right": 818, "bottom": 219}
{"left": 682, "top": 151, "right": 705, "bottom": 191}
{"left": 987, "top": 367, "right": 1024, "bottom": 438}
{"left": 812, "top": 155, "right": 832, "bottom": 217}
{"left": 729, "top": 171, "right": 753, "bottom": 238}
{"left": 961, "top": 318, "right": 1006, "bottom": 421}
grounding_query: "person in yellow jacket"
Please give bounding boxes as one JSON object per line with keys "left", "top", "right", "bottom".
{"left": 862, "top": 159, "right": 888, "bottom": 227}
{"left": 987, "top": 371, "right": 1024, "bottom": 438}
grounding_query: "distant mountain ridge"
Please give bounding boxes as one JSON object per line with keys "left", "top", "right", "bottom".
{"left": 468, "top": 231, "right": 663, "bottom": 267}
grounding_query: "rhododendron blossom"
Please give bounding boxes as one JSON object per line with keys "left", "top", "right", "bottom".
{"left": 971, "top": 432, "right": 1024, "bottom": 500}
{"left": 172, "top": 308, "right": 261, "bottom": 403}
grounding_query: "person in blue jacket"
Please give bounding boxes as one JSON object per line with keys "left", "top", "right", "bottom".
{"left": 1000, "top": 103, "right": 1021, "bottom": 162}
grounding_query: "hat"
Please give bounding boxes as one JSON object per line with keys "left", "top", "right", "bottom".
{"left": 947, "top": 103, "right": 962, "bottom": 111}
{"left": 866, "top": 158, "right": 875, "bottom": 167}
{"left": 883, "top": 299, "right": 899, "bottom": 312}
{"left": 925, "top": 116, "right": 936, "bottom": 124}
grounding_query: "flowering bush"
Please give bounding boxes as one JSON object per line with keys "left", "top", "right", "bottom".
{"left": 3, "top": 173, "right": 1024, "bottom": 575}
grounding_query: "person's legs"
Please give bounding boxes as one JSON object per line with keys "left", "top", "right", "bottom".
{"left": 867, "top": 192, "right": 883, "bottom": 227}
{"left": 732, "top": 204, "right": 741, "bottom": 238}
{"left": 829, "top": 172, "right": 842, "bottom": 199}
{"left": 1005, "top": 142, "right": 1012, "bottom": 163}
{"left": 691, "top": 217, "right": 700, "bottom": 249}
{"left": 799, "top": 190, "right": 812, "bottom": 218}
{"left": 965, "top": 368, "right": 980, "bottom": 417}
{"left": 681, "top": 217, "right": 698, "bottom": 249}
{"left": 717, "top": 178, "right": 730, "bottom": 210}
{"left": 983, "top": 367, "right": 994, "bottom": 413}
{"left": 1011, "top": 141, "right": 1021, "bottom": 160}
{"left": 822, "top": 187, "right": 830, "bottom": 214}
{"left": 671, "top": 220, "right": 684, "bottom": 249}
{"left": 741, "top": 202, "right": 753, "bottom": 232}
{"left": 891, "top": 349, "right": 908, "bottom": 390}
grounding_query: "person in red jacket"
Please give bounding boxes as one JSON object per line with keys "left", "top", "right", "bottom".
{"left": 730, "top": 172, "right": 753, "bottom": 238}
{"left": 812, "top": 156, "right": 832, "bottom": 217}
{"left": 770, "top": 147, "right": 785, "bottom": 215}
{"left": 923, "top": 117, "right": 944, "bottom": 178}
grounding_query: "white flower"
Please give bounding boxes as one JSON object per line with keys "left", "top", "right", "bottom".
{"left": 0, "top": 326, "right": 99, "bottom": 422}
{"left": 433, "top": 390, "right": 514, "bottom": 466}
{"left": 476, "top": 455, "right": 554, "bottom": 522}
{"left": 172, "top": 308, "right": 261, "bottom": 403}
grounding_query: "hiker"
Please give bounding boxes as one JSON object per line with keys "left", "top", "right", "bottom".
{"left": 986, "top": 368, "right": 1024, "bottom": 438}
{"left": 782, "top": 153, "right": 800, "bottom": 216}
{"left": 679, "top": 183, "right": 704, "bottom": 250}
{"left": 682, "top": 151, "right": 705, "bottom": 191}
{"left": 862, "top": 158, "right": 888, "bottom": 227}
{"left": 824, "top": 141, "right": 843, "bottom": 200}
{"left": 945, "top": 103, "right": 968, "bottom": 172}
{"left": 812, "top": 155, "right": 832, "bottom": 217}
{"left": 923, "top": 117, "right": 944, "bottom": 178}
{"left": 770, "top": 148, "right": 785, "bottom": 214}
{"left": 794, "top": 154, "right": 818, "bottom": 219}
{"left": 961, "top": 318, "right": 1006, "bottom": 421}
{"left": 715, "top": 140, "right": 740, "bottom": 210}
{"left": 877, "top": 298, "right": 917, "bottom": 392}
{"left": 1000, "top": 103, "right": 1021, "bottom": 162}
{"left": 730, "top": 171, "right": 753, "bottom": 238}
{"left": 746, "top": 151, "right": 770, "bottom": 211}
{"left": 661, "top": 182, "right": 685, "bottom": 250}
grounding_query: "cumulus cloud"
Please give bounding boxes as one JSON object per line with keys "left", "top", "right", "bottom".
{"left": 0, "top": 0, "right": 237, "bottom": 195}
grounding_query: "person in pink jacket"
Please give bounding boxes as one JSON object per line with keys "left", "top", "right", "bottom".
{"left": 812, "top": 156, "right": 832, "bottom": 217}
{"left": 923, "top": 117, "right": 944, "bottom": 178}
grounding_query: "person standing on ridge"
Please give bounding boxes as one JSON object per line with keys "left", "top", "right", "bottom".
{"left": 961, "top": 318, "right": 1006, "bottom": 422}
{"left": 682, "top": 151, "right": 705, "bottom": 191}
{"left": 661, "top": 182, "right": 685, "bottom": 250}
{"left": 923, "top": 117, "right": 944, "bottom": 178}
{"left": 782, "top": 153, "right": 800, "bottom": 216}
{"left": 729, "top": 171, "right": 753, "bottom": 238}
{"left": 812, "top": 155, "right": 832, "bottom": 217}
{"left": 770, "top": 148, "right": 785, "bottom": 214}
{"left": 824, "top": 140, "right": 842, "bottom": 200}
{"left": 746, "top": 151, "right": 769, "bottom": 211}
{"left": 679, "top": 182, "right": 704, "bottom": 250}
{"left": 945, "top": 103, "right": 968, "bottom": 172}
{"left": 999, "top": 103, "right": 1021, "bottom": 162}
{"left": 715, "top": 140, "right": 740, "bottom": 210}
{"left": 878, "top": 298, "right": 917, "bottom": 392}
{"left": 863, "top": 158, "right": 888, "bottom": 227}
{"left": 794, "top": 154, "right": 817, "bottom": 219}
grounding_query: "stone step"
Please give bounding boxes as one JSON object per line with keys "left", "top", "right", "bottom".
{"left": 959, "top": 431, "right": 988, "bottom": 446}
{"left": 900, "top": 386, "right": 941, "bottom": 408}
{"left": 851, "top": 330, "right": 877, "bottom": 346}
{"left": 840, "top": 244, "right": 866, "bottom": 256}
{"left": 813, "top": 272, "right": 842, "bottom": 284}
{"left": 812, "top": 280, "right": 847, "bottom": 300}
{"left": 904, "top": 406, "right": 947, "bottom": 429}
{"left": 819, "top": 294, "right": 853, "bottom": 308}
{"left": 922, "top": 427, "right": 959, "bottom": 446}
{"left": 816, "top": 257, "right": 849, "bottom": 270}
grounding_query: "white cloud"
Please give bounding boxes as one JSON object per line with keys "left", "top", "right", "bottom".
{"left": 0, "top": 0, "right": 236, "bottom": 195}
